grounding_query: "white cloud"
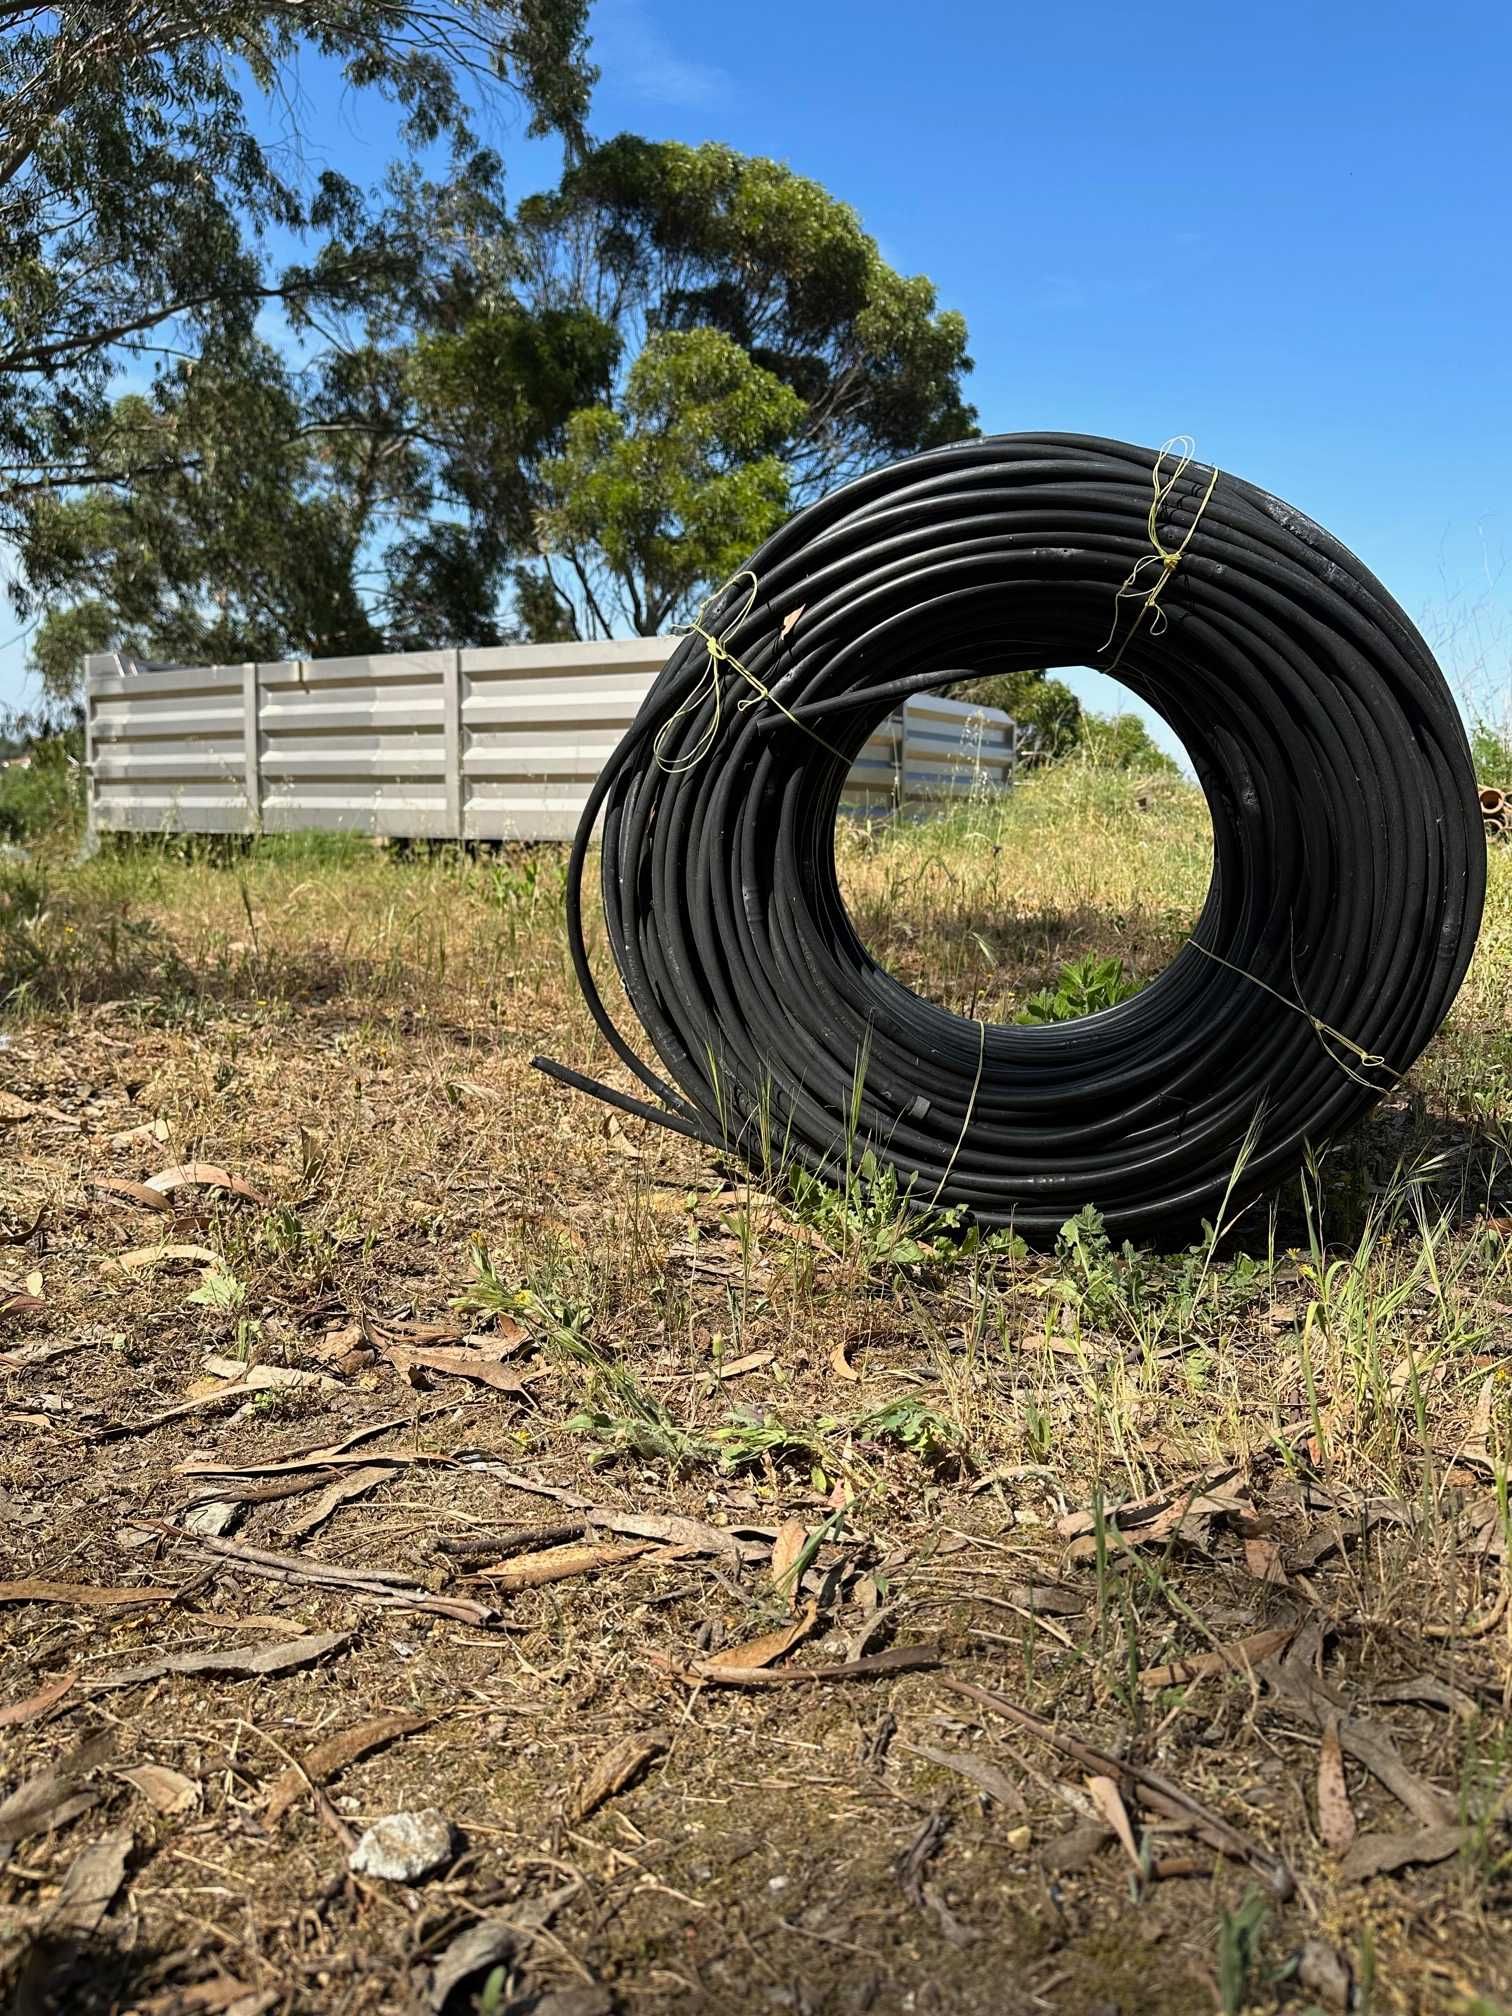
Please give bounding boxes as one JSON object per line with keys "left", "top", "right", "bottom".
{"left": 590, "top": 0, "right": 730, "bottom": 110}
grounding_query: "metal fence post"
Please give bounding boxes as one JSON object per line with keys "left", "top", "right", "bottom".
{"left": 443, "top": 647, "right": 463, "bottom": 840}
{"left": 81, "top": 654, "right": 99, "bottom": 855}
{"left": 242, "top": 663, "right": 261, "bottom": 832}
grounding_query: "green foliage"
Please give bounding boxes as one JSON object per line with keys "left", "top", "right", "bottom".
{"left": 0, "top": 862, "right": 52, "bottom": 1002}
{"left": 27, "top": 109, "right": 976, "bottom": 684}
{"left": 516, "top": 136, "right": 975, "bottom": 489}
{"left": 1216, "top": 1888, "right": 1270, "bottom": 2016}
{"left": 1016, "top": 954, "right": 1140, "bottom": 1024}
{"left": 439, "top": 134, "right": 978, "bottom": 636}
{"left": 948, "top": 670, "right": 1084, "bottom": 760}
{"left": 536, "top": 328, "right": 804, "bottom": 633}
{"left": 5, "top": 1, "right": 595, "bottom": 678}
{"left": 1470, "top": 715, "right": 1512, "bottom": 783}
{"left": 0, "top": 735, "right": 85, "bottom": 847}
{"left": 947, "top": 677, "right": 1179, "bottom": 774}
{"left": 1050, "top": 1204, "right": 1134, "bottom": 1328}
{"left": 28, "top": 354, "right": 385, "bottom": 693}
{"left": 1079, "top": 711, "right": 1179, "bottom": 772}
{"left": 788, "top": 1153, "right": 936, "bottom": 1272}
{"left": 854, "top": 1397, "right": 962, "bottom": 1466}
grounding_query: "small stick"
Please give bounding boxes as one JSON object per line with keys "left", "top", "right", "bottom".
{"left": 149, "top": 1522, "right": 496, "bottom": 1627}
{"left": 435, "top": 1521, "right": 587, "bottom": 1561}
{"left": 940, "top": 1677, "right": 1294, "bottom": 1899}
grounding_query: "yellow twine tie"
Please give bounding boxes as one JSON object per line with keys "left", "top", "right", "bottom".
{"left": 1102, "top": 436, "right": 1220, "bottom": 675}
{"left": 1185, "top": 938, "right": 1396, "bottom": 1091}
{"left": 653, "top": 570, "right": 850, "bottom": 775}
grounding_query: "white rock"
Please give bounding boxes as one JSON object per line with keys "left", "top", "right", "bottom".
{"left": 348, "top": 1808, "right": 454, "bottom": 1883}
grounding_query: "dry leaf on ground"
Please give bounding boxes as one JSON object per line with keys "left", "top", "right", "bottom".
{"left": 0, "top": 1335, "right": 81, "bottom": 1369}
{"left": 1338, "top": 1826, "right": 1472, "bottom": 1883}
{"left": 706, "top": 1598, "right": 817, "bottom": 1670}
{"left": 281, "top": 1464, "right": 391, "bottom": 1540}
{"left": 382, "top": 1341, "right": 537, "bottom": 1394}
{"left": 0, "top": 1580, "right": 176, "bottom": 1609}
{"left": 1317, "top": 1719, "right": 1356, "bottom": 1853}
{"left": 943, "top": 1677, "right": 1294, "bottom": 1899}
{"left": 1059, "top": 1465, "right": 1260, "bottom": 1564}
{"left": 145, "top": 1161, "right": 268, "bottom": 1207}
{"left": 0, "top": 1670, "right": 76, "bottom": 1726}
{"left": 587, "top": 1507, "right": 749, "bottom": 1561}
{"left": 0, "top": 1091, "right": 79, "bottom": 1129}
{"left": 1262, "top": 1631, "right": 1456, "bottom": 1830}
{"left": 176, "top": 1411, "right": 452, "bottom": 1479}
{"left": 95, "top": 1381, "right": 299, "bottom": 1439}
{"left": 134, "top": 1978, "right": 277, "bottom": 2016}
{"left": 1243, "top": 1534, "right": 1289, "bottom": 1584}
{"left": 1367, "top": 1674, "right": 1483, "bottom": 1722}
{"left": 477, "top": 1539, "right": 654, "bottom": 1591}
{"left": 158, "top": 1526, "right": 494, "bottom": 1625}
{"left": 89, "top": 1629, "right": 353, "bottom": 1693}
{"left": 116, "top": 1243, "right": 219, "bottom": 1273}
{"left": 91, "top": 1177, "right": 175, "bottom": 1214}
{"left": 771, "top": 1519, "right": 808, "bottom": 1603}
{"left": 1285, "top": 1498, "right": 1413, "bottom": 1573}
{"left": 420, "top": 1882, "right": 578, "bottom": 2011}
{"left": 45, "top": 1826, "right": 132, "bottom": 1934}
{"left": 199, "top": 1356, "right": 342, "bottom": 1393}
{"left": 263, "top": 1712, "right": 432, "bottom": 1824}
{"left": 1085, "top": 1775, "right": 1142, "bottom": 1874}
{"left": 711, "top": 1348, "right": 775, "bottom": 1380}
{"left": 571, "top": 1728, "right": 670, "bottom": 1821}
{"left": 654, "top": 1643, "right": 939, "bottom": 1688}
{"left": 118, "top": 1764, "right": 198, "bottom": 1815}
{"left": 109, "top": 1118, "right": 170, "bottom": 1151}
{"left": 0, "top": 1740, "right": 110, "bottom": 1850}
{"left": 1138, "top": 1627, "right": 1296, "bottom": 1691}
{"left": 902, "top": 1743, "right": 1025, "bottom": 1814}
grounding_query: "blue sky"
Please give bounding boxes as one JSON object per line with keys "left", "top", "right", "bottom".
{"left": 8, "top": 0, "right": 1511, "bottom": 760}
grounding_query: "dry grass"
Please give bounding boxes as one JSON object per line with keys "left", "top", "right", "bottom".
{"left": 1, "top": 767, "right": 1510, "bottom": 2015}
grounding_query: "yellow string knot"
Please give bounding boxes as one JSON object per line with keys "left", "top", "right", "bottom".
{"left": 1186, "top": 937, "right": 1396, "bottom": 1091}
{"left": 653, "top": 569, "right": 847, "bottom": 774}
{"left": 1102, "top": 436, "right": 1221, "bottom": 671}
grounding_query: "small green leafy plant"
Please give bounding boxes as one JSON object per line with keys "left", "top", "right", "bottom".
{"left": 1016, "top": 954, "right": 1139, "bottom": 1024}
{"left": 854, "top": 1396, "right": 963, "bottom": 1467}
{"left": 1217, "top": 1887, "right": 1269, "bottom": 2015}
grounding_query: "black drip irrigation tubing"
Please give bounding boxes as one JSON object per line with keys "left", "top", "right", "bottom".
{"left": 535, "top": 432, "right": 1484, "bottom": 1241}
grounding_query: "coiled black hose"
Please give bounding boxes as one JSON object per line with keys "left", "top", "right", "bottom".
{"left": 536, "top": 433, "right": 1484, "bottom": 1240}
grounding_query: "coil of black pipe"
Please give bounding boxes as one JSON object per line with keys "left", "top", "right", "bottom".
{"left": 535, "top": 432, "right": 1484, "bottom": 1240}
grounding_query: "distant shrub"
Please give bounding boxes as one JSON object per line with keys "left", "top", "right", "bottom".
{"left": 0, "top": 861, "right": 51, "bottom": 1002}
{"left": 946, "top": 669, "right": 1083, "bottom": 760}
{"left": 945, "top": 672, "right": 1180, "bottom": 772}
{"left": 0, "top": 734, "right": 85, "bottom": 847}
{"left": 1470, "top": 716, "right": 1512, "bottom": 784}
{"left": 1078, "top": 711, "right": 1180, "bottom": 773}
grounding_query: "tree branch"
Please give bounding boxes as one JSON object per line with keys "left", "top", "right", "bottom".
{"left": 0, "top": 267, "right": 375, "bottom": 373}
{"left": 563, "top": 547, "right": 614, "bottom": 641}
